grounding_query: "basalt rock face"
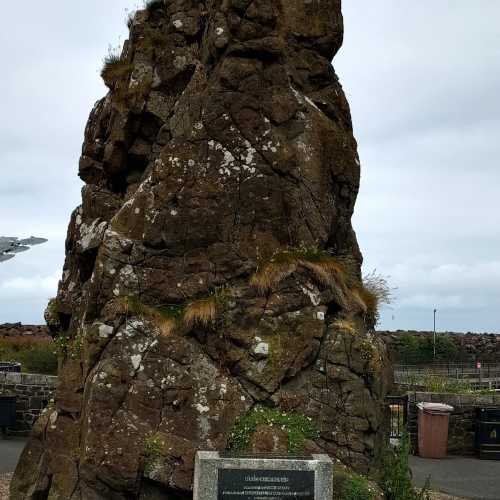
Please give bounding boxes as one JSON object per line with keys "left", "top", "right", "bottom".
{"left": 12, "top": 1, "right": 390, "bottom": 499}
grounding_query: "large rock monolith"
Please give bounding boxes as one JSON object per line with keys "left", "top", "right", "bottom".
{"left": 12, "top": 1, "right": 391, "bottom": 498}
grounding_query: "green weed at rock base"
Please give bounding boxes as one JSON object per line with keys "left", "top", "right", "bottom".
{"left": 379, "top": 434, "right": 430, "bottom": 500}
{"left": 338, "top": 471, "right": 377, "bottom": 500}
{"left": 228, "top": 407, "right": 319, "bottom": 454}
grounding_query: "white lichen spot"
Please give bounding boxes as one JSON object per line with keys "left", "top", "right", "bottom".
{"left": 49, "top": 411, "right": 58, "bottom": 426}
{"left": 254, "top": 342, "right": 269, "bottom": 357}
{"left": 300, "top": 283, "right": 321, "bottom": 306}
{"left": 216, "top": 27, "right": 224, "bottom": 35}
{"left": 170, "top": 209, "right": 178, "bottom": 216}
{"left": 316, "top": 311, "right": 325, "bottom": 321}
{"left": 131, "top": 355, "right": 142, "bottom": 370}
{"left": 195, "top": 403, "right": 210, "bottom": 414}
{"left": 173, "top": 19, "right": 183, "bottom": 29}
{"left": 99, "top": 324, "right": 114, "bottom": 339}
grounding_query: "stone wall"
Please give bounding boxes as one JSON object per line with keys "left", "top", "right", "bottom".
{"left": 408, "top": 391, "right": 500, "bottom": 456}
{"left": 0, "top": 372, "right": 57, "bottom": 432}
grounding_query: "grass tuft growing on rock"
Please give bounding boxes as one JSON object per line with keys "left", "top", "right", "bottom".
{"left": 116, "top": 297, "right": 177, "bottom": 337}
{"left": 101, "top": 47, "right": 133, "bottom": 89}
{"left": 116, "top": 291, "right": 225, "bottom": 335}
{"left": 184, "top": 296, "right": 217, "bottom": 327}
{"left": 250, "top": 246, "right": 347, "bottom": 294}
{"left": 354, "top": 270, "right": 394, "bottom": 329}
{"left": 228, "top": 407, "right": 319, "bottom": 454}
{"left": 333, "top": 318, "right": 357, "bottom": 335}
{"left": 143, "top": 432, "right": 163, "bottom": 476}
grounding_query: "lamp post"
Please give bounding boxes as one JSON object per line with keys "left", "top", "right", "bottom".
{"left": 433, "top": 308, "right": 437, "bottom": 361}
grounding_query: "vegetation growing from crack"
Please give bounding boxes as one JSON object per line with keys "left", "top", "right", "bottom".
{"left": 228, "top": 407, "right": 319, "bottom": 454}
{"left": 116, "top": 289, "right": 226, "bottom": 335}
{"left": 251, "top": 245, "right": 348, "bottom": 294}
{"left": 143, "top": 432, "right": 163, "bottom": 476}
{"left": 101, "top": 46, "right": 133, "bottom": 89}
{"left": 251, "top": 246, "right": 395, "bottom": 332}
{"left": 116, "top": 296, "right": 179, "bottom": 337}
{"left": 355, "top": 270, "right": 394, "bottom": 329}
{"left": 54, "top": 333, "right": 83, "bottom": 360}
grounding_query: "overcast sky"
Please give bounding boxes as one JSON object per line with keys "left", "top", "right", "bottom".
{"left": 1, "top": 1, "right": 499, "bottom": 333}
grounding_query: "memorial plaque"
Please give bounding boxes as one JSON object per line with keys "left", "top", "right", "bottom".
{"left": 193, "top": 452, "right": 333, "bottom": 500}
{"left": 218, "top": 468, "right": 314, "bottom": 499}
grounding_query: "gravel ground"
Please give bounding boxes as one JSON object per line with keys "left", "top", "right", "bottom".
{"left": 429, "top": 492, "right": 468, "bottom": 500}
{"left": 0, "top": 473, "right": 11, "bottom": 500}
{"left": 0, "top": 475, "right": 468, "bottom": 500}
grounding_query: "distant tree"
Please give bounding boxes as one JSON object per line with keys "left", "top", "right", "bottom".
{"left": 0, "top": 236, "right": 48, "bottom": 263}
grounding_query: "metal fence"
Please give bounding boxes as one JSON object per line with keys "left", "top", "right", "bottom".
{"left": 394, "top": 363, "right": 500, "bottom": 392}
{"left": 395, "top": 363, "right": 500, "bottom": 379}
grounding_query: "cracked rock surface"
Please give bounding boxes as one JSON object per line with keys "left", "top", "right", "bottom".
{"left": 12, "top": 1, "right": 391, "bottom": 498}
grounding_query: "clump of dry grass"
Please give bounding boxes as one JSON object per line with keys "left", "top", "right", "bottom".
{"left": 101, "top": 46, "right": 133, "bottom": 89}
{"left": 115, "top": 292, "right": 223, "bottom": 334}
{"left": 354, "top": 270, "right": 394, "bottom": 329}
{"left": 116, "top": 297, "right": 176, "bottom": 337}
{"left": 250, "top": 247, "right": 347, "bottom": 294}
{"left": 184, "top": 296, "right": 217, "bottom": 327}
{"left": 332, "top": 318, "right": 357, "bottom": 335}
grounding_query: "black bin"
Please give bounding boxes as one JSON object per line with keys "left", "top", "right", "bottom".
{"left": 476, "top": 407, "right": 500, "bottom": 460}
{"left": 0, "top": 395, "right": 17, "bottom": 428}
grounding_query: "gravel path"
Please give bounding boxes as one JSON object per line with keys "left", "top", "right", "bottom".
{"left": 429, "top": 492, "right": 467, "bottom": 500}
{"left": 0, "top": 473, "right": 468, "bottom": 500}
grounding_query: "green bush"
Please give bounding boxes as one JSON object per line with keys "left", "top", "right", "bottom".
{"left": 0, "top": 338, "right": 57, "bottom": 375}
{"left": 395, "top": 335, "right": 459, "bottom": 364}
{"left": 379, "top": 434, "right": 430, "bottom": 500}
{"left": 341, "top": 472, "right": 376, "bottom": 500}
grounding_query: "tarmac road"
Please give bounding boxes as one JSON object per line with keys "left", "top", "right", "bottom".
{"left": 411, "top": 455, "right": 500, "bottom": 500}
{"left": 0, "top": 437, "right": 26, "bottom": 474}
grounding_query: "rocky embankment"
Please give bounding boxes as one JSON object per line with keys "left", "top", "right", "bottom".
{"left": 380, "top": 330, "right": 500, "bottom": 363}
{"left": 0, "top": 323, "right": 49, "bottom": 338}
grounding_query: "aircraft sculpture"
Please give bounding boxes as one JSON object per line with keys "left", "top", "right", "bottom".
{"left": 0, "top": 236, "right": 48, "bottom": 262}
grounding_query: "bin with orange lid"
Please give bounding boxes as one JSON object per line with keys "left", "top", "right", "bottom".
{"left": 417, "top": 402, "right": 454, "bottom": 459}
